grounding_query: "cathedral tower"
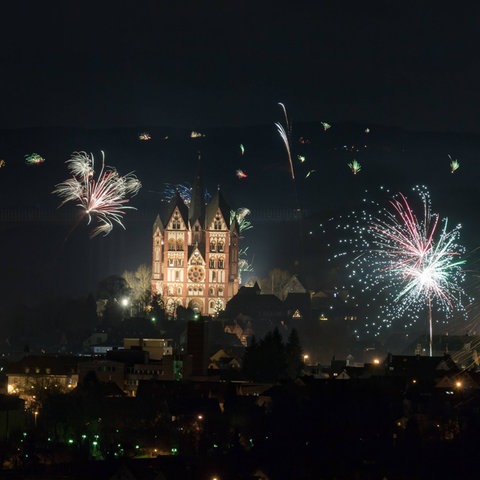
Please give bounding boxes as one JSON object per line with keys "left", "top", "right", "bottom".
{"left": 151, "top": 161, "right": 240, "bottom": 317}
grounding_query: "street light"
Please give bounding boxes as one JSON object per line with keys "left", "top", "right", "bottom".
{"left": 120, "top": 297, "right": 131, "bottom": 319}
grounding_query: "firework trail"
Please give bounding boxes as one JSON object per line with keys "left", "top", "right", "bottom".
{"left": 275, "top": 102, "right": 295, "bottom": 180}
{"left": 53, "top": 151, "right": 141, "bottom": 238}
{"left": 334, "top": 186, "right": 470, "bottom": 355}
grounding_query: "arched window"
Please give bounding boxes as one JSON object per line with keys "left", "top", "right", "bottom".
{"left": 218, "top": 240, "right": 225, "bottom": 252}
{"left": 176, "top": 239, "right": 183, "bottom": 251}
{"left": 218, "top": 258, "right": 224, "bottom": 269}
{"left": 172, "top": 213, "right": 181, "bottom": 229}
{"left": 214, "top": 214, "right": 222, "bottom": 230}
{"left": 209, "top": 258, "right": 215, "bottom": 268}
{"left": 209, "top": 287, "right": 214, "bottom": 296}
{"left": 210, "top": 240, "right": 216, "bottom": 252}
{"left": 168, "top": 239, "right": 175, "bottom": 251}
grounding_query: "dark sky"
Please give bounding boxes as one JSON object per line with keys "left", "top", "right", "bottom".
{"left": 1, "top": 2, "right": 480, "bottom": 348}
{"left": 1, "top": 2, "right": 480, "bottom": 132}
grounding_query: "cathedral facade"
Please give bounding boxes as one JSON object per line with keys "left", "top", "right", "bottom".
{"left": 151, "top": 166, "right": 240, "bottom": 317}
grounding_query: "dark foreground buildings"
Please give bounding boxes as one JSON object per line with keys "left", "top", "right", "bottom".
{"left": 2, "top": 350, "right": 480, "bottom": 479}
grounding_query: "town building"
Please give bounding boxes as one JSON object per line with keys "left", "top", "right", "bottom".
{"left": 151, "top": 159, "right": 240, "bottom": 317}
{"left": 6, "top": 355, "right": 78, "bottom": 407}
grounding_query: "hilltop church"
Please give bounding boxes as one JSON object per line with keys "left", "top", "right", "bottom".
{"left": 151, "top": 161, "right": 240, "bottom": 317}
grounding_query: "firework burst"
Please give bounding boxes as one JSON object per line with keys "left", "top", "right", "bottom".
{"left": 25, "top": 153, "right": 45, "bottom": 165}
{"left": 448, "top": 154, "right": 460, "bottom": 174}
{"left": 333, "top": 186, "right": 470, "bottom": 354}
{"left": 53, "top": 151, "right": 141, "bottom": 238}
{"left": 161, "top": 182, "right": 211, "bottom": 206}
{"left": 348, "top": 159, "right": 362, "bottom": 175}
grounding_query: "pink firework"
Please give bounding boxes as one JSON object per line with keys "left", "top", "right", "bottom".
{"left": 236, "top": 169, "right": 248, "bottom": 179}
{"left": 53, "top": 151, "right": 141, "bottom": 237}
{"left": 340, "top": 186, "right": 468, "bottom": 356}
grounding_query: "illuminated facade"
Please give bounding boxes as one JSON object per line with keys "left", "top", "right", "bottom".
{"left": 6, "top": 355, "right": 78, "bottom": 407}
{"left": 151, "top": 164, "right": 240, "bottom": 317}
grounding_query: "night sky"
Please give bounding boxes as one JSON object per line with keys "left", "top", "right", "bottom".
{"left": 1, "top": 2, "right": 479, "bottom": 325}
{"left": 1, "top": 2, "right": 480, "bottom": 133}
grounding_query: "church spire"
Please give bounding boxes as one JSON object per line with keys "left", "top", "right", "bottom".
{"left": 189, "top": 152, "right": 206, "bottom": 227}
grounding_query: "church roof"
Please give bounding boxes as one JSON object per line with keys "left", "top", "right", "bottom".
{"left": 152, "top": 214, "right": 164, "bottom": 234}
{"left": 205, "top": 188, "right": 232, "bottom": 229}
{"left": 163, "top": 190, "right": 189, "bottom": 227}
{"left": 189, "top": 154, "right": 206, "bottom": 227}
{"left": 188, "top": 243, "right": 206, "bottom": 262}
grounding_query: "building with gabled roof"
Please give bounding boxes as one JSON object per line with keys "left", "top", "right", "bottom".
{"left": 151, "top": 156, "right": 240, "bottom": 317}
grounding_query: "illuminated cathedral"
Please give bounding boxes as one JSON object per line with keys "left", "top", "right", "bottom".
{"left": 151, "top": 161, "right": 240, "bottom": 317}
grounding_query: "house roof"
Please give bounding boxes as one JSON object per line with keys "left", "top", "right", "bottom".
{"left": 6, "top": 355, "right": 78, "bottom": 375}
{"left": 226, "top": 292, "right": 286, "bottom": 318}
{"left": 384, "top": 353, "right": 459, "bottom": 379}
{"left": 284, "top": 292, "right": 312, "bottom": 314}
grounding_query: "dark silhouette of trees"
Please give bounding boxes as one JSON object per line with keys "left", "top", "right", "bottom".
{"left": 285, "top": 328, "right": 303, "bottom": 379}
{"left": 242, "top": 328, "right": 303, "bottom": 382}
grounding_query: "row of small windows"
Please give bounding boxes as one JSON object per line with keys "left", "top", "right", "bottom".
{"left": 166, "top": 258, "right": 224, "bottom": 268}
{"left": 170, "top": 212, "right": 225, "bottom": 231}
{"left": 167, "top": 286, "right": 224, "bottom": 296}
{"left": 25, "top": 367, "right": 51, "bottom": 374}
{"left": 126, "top": 368, "right": 164, "bottom": 375}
